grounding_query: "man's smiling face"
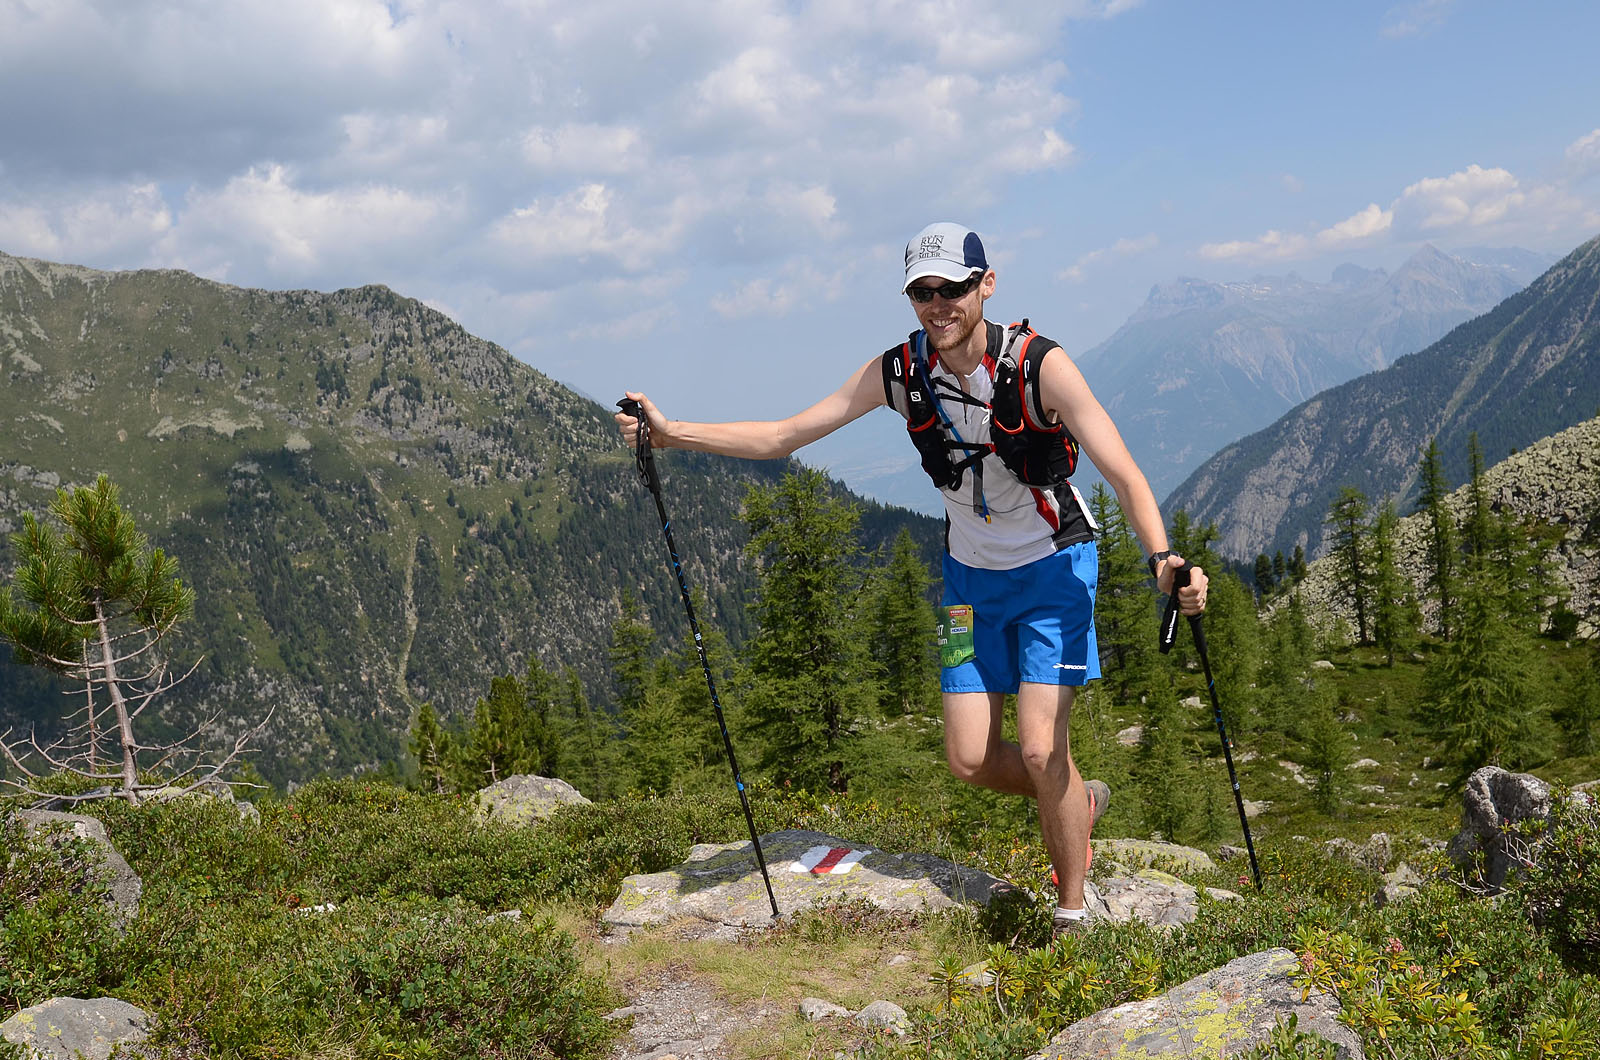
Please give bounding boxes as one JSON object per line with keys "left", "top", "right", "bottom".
{"left": 909, "top": 269, "right": 994, "bottom": 356}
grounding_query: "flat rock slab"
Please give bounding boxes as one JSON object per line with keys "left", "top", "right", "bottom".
{"left": 477, "top": 774, "right": 591, "bottom": 825}
{"left": 1024, "top": 949, "right": 1363, "bottom": 1060}
{"left": 0, "top": 996, "right": 151, "bottom": 1060}
{"left": 602, "top": 829, "right": 1004, "bottom": 931}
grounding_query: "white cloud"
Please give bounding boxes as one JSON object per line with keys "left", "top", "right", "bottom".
{"left": 1565, "top": 129, "right": 1600, "bottom": 178}
{"left": 1199, "top": 203, "right": 1391, "bottom": 262}
{"left": 176, "top": 165, "right": 452, "bottom": 276}
{"left": 0, "top": 184, "right": 172, "bottom": 263}
{"left": 1381, "top": 0, "right": 1458, "bottom": 38}
{"left": 1200, "top": 154, "right": 1600, "bottom": 266}
{"left": 1061, "top": 234, "right": 1158, "bottom": 282}
{"left": 488, "top": 183, "right": 704, "bottom": 273}
{"left": 522, "top": 125, "right": 647, "bottom": 175}
{"left": 1392, "top": 165, "right": 1522, "bottom": 231}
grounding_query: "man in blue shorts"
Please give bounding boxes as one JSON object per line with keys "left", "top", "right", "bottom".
{"left": 618, "top": 222, "right": 1207, "bottom": 937}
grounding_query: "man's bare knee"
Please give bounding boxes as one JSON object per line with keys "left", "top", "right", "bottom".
{"left": 946, "top": 751, "right": 993, "bottom": 788}
{"left": 1019, "top": 740, "right": 1066, "bottom": 779}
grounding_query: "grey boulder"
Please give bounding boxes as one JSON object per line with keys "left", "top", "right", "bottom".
{"left": 476, "top": 774, "right": 591, "bottom": 825}
{"left": 0, "top": 997, "right": 151, "bottom": 1060}
{"left": 1373, "top": 863, "right": 1423, "bottom": 909}
{"left": 1024, "top": 949, "right": 1363, "bottom": 1060}
{"left": 1094, "top": 870, "right": 1241, "bottom": 931}
{"left": 852, "top": 1001, "right": 909, "bottom": 1034}
{"left": 1446, "top": 766, "right": 1551, "bottom": 891}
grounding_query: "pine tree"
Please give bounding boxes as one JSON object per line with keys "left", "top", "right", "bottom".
{"left": 741, "top": 469, "right": 878, "bottom": 792}
{"left": 1273, "top": 550, "right": 1287, "bottom": 586}
{"left": 0, "top": 475, "right": 257, "bottom": 805}
{"left": 1138, "top": 692, "right": 1196, "bottom": 843}
{"left": 1554, "top": 649, "right": 1600, "bottom": 756}
{"left": 1203, "top": 570, "right": 1262, "bottom": 735}
{"left": 870, "top": 529, "right": 937, "bottom": 716}
{"left": 1090, "top": 484, "right": 1158, "bottom": 692}
{"left": 1463, "top": 432, "right": 1493, "bottom": 564}
{"left": 459, "top": 667, "right": 561, "bottom": 787}
{"left": 1253, "top": 554, "right": 1275, "bottom": 597}
{"left": 609, "top": 588, "right": 654, "bottom": 721}
{"left": 408, "top": 702, "right": 452, "bottom": 793}
{"left": 1416, "top": 438, "right": 1457, "bottom": 639}
{"left": 1424, "top": 574, "right": 1547, "bottom": 770}
{"left": 1290, "top": 545, "right": 1308, "bottom": 583}
{"left": 1369, "top": 500, "right": 1419, "bottom": 666}
{"left": 553, "top": 665, "right": 612, "bottom": 801}
{"left": 1324, "top": 486, "right": 1371, "bottom": 644}
{"left": 1298, "top": 680, "right": 1352, "bottom": 815}
{"left": 1259, "top": 591, "right": 1315, "bottom": 733}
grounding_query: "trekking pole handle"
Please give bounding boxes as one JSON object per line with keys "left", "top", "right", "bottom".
{"left": 617, "top": 397, "right": 656, "bottom": 489}
{"left": 1158, "top": 559, "right": 1194, "bottom": 654}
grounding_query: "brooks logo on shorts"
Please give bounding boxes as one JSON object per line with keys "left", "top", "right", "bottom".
{"left": 1053, "top": 663, "right": 1088, "bottom": 671}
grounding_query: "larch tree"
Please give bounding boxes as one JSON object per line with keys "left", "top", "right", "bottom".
{"left": 741, "top": 468, "right": 877, "bottom": 794}
{"left": 869, "top": 529, "right": 938, "bottom": 717}
{"left": 1369, "top": 500, "right": 1419, "bottom": 666}
{"left": 1324, "top": 486, "right": 1372, "bottom": 644}
{"left": 1416, "top": 438, "right": 1457, "bottom": 639}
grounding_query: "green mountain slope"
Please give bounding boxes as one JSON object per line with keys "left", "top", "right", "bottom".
{"left": 0, "top": 254, "right": 939, "bottom": 783}
{"left": 1163, "top": 233, "right": 1600, "bottom": 562}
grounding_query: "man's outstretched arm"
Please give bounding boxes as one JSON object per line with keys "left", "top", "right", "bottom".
{"left": 616, "top": 355, "right": 888, "bottom": 460}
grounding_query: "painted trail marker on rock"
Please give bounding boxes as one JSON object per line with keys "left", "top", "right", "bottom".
{"left": 790, "top": 846, "right": 869, "bottom": 875}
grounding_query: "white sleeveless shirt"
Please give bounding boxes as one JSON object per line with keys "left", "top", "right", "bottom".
{"left": 923, "top": 328, "right": 1094, "bottom": 570}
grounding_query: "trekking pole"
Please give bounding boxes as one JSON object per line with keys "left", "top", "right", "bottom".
{"left": 1159, "top": 561, "right": 1263, "bottom": 890}
{"left": 616, "top": 398, "right": 781, "bottom": 919}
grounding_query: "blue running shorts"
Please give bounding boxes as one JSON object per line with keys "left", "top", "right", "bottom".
{"left": 940, "top": 541, "right": 1101, "bottom": 693}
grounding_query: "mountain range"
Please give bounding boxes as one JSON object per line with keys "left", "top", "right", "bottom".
{"left": 0, "top": 254, "right": 938, "bottom": 784}
{"left": 1164, "top": 233, "right": 1600, "bottom": 562}
{"left": 1074, "top": 243, "right": 1549, "bottom": 501}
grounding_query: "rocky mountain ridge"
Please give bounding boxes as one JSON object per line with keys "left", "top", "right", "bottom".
{"left": 1288, "top": 415, "right": 1600, "bottom": 637}
{"left": 1074, "top": 243, "right": 1544, "bottom": 500}
{"left": 1164, "top": 233, "right": 1600, "bottom": 562}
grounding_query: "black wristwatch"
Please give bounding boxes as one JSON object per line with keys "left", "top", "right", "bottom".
{"left": 1147, "top": 550, "right": 1173, "bottom": 578}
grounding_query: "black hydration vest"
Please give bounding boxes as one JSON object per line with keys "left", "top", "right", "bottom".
{"left": 881, "top": 320, "right": 1080, "bottom": 490}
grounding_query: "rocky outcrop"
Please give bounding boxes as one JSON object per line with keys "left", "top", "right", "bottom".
{"left": 1286, "top": 415, "right": 1600, "bottom": 637}
{"left": 10, "top": 811, "right": 142, "bottom": 929}
{"left": 476, "top": 774, "right": 591, "bottom": 825}
{"left": 1023, "top": 949, "right": 1363, "bottom": 1060}
{"left": 0, "top": 997, "right": 151, "bottom": 1060}
{"left": 601, "top": 829, "right": 1005, "bottom": 933}
{"left": 1446, "top": 766, "right": 1552, "bottom": 891}
{"left": 1092, "top": 870, "right": 1241, "bottom": 930}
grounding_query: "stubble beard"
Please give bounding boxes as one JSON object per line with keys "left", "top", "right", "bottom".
{"left": 925, "top": 304, "right": 983, "bottom": 357}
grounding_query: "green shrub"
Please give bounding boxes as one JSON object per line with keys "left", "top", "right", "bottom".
{"left": 0, "top": 816, "right": 124, "bottom": 1008}
{"left": 1519, "top": 788, "right": 1600, "bottom": 973}
{"left": 121, "top": 896, "right": 620, "bottom": 1059}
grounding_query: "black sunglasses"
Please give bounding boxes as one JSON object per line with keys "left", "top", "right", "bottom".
{"left": 906, "top": 271, "right": 984, "bottom": 303}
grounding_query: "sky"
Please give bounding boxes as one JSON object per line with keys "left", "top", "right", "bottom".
{"left": 3, "top": 0, "right": 1599, "bottom": 504}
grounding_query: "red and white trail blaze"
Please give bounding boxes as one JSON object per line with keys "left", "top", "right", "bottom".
{"left": 788, "top": 846, "right": 868, "bottom": 875}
